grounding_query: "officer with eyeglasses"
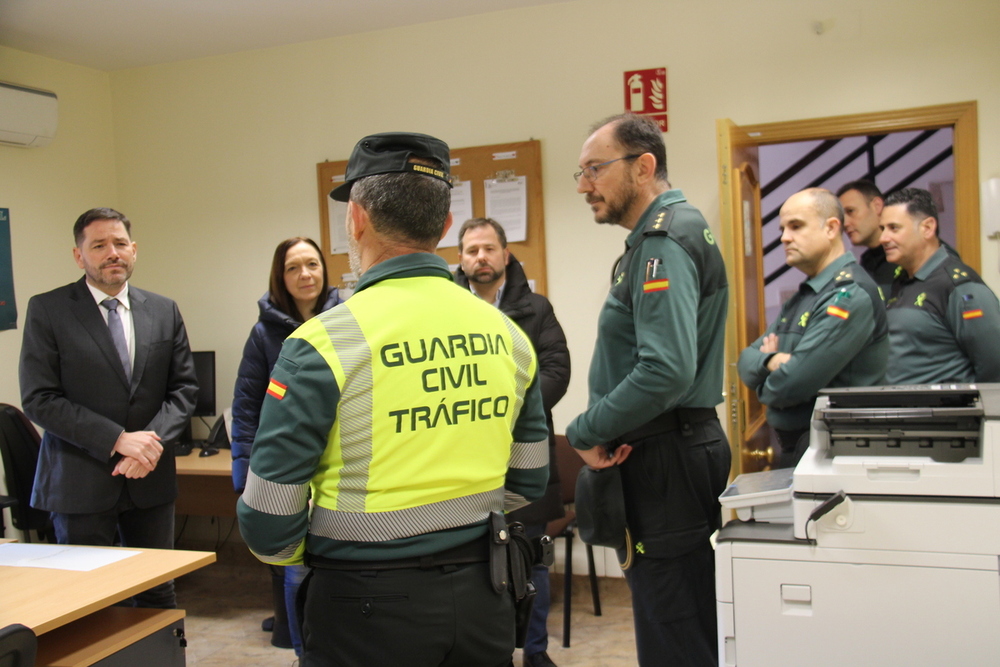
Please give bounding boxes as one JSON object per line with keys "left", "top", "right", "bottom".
{"left": 566, "top": 113, "right": 731, "bottom": 667}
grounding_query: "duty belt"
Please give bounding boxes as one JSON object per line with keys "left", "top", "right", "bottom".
{"left": 306, "top": 537, "right": 488, "bottom": 572}
{"left": 608, "top": 407, "right": 717, "bottom": 448}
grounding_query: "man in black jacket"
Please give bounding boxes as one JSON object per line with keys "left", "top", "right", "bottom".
{"left": 456, "top": 217, "right": 570, "bottom": 667}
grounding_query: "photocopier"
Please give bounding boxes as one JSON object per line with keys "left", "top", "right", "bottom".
{"left": 715, "top": 384, "right": 1000, "bottom": 667}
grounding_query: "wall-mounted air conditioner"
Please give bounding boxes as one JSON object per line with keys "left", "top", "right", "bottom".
{"left": 0, "top": 81, "right": 58, "bottom": 148}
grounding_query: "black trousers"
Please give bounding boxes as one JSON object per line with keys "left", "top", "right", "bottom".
{"left": 300, "top": 560, "right": 514, "bottom": 667}
{"left": 51, "top": 486, "right": 176, "bottom": 608}
{"left": 618, "top": 417, "right": 731, "bottom": 667}
{"left": 775, "top": 427, "right": 809, "bottom": 469}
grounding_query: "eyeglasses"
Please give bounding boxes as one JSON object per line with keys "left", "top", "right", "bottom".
{"left": 573, "top": 154, "right": 643, "bottom": 183}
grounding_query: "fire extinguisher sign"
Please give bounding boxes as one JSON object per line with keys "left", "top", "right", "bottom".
{"left": 623, "top": 68, "right": 667, "bottom": 132}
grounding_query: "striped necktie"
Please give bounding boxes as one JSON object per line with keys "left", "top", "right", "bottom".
{"left": 101, "top": 298, "right": 131, "bottom": 383}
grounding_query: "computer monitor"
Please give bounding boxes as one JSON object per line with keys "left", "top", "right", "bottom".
{"left": 191, "top": 351, "right": 216, "bottom": 417}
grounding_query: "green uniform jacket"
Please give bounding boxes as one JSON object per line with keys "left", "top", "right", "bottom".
{"left": 567, "top": 190, "right": 728, "bottom": 450}
{"left": 861, "top": 240, "right": 960, "bottom": 299}
{"left": 885, "top": 246, "right": 1000, "bottom": 384}
{"left": 738, "top": 253, "right": 888, "bottom": 432}
{"left": 237, "top": 253, "right": 549, "bottom": 564}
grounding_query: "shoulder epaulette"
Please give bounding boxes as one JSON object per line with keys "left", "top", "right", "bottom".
{"left": 834, "top": 268, "right": 856, "bottom": 286}
{"left": 939, "top": 255, "right": 983, "bottom": 286}
{"left": 641, "top": 206, "right": 673, "bottom": 236}
{"left": 947, "top": 261, "right": 975, "bottom": 286}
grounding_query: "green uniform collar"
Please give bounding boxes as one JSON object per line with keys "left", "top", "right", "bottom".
{"left": 804, "top": 252, "right": 855, "bottom": 293}
{"left": 625, "top": 189, "right": 688, "bottom": 248}
{"left": 910, "top": 245, "right": 949, "bottom": 282}
{"left": 354, "top": 252, "right": 454, "bottom": 293}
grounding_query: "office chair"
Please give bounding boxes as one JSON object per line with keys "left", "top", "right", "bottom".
{"left": 0, "top": 404, "right": 53, "bottom": 543}
{"left": 544, "top": 435, "right": 602, "bottom": 648}
{"left": 0, "top": 623, "right": 37, "bottom": 667}
{"left": 0, "top": 495, "right": 15, "bottom": 538}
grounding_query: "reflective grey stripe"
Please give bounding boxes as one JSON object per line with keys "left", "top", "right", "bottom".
{"left": 311, "top": 487, "right": 504, "bottom": 543}
{"left": 509, "top": 439, "right": 548, "bottom": 469}
{"left": 504, "top": 490, "right": 530, "bottom": 512}
{"left": 242, "top": 470, "right": 310, "bottom": 516}
{"left": 322, "top": 309, "right": 374, "bottom": 513}
{"left": 252, "top": 539, "right": 303, "bottom": 564}
{"left": 501, "top": 316, "right": 534, "bottom": 425}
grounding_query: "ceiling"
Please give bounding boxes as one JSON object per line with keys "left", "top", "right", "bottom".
{"left": 0, "top": 0, "right": 566, "bottom": 71}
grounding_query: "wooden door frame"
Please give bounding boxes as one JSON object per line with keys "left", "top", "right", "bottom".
{"left": 717, "top": 101, "right": 980, "bottom": 476}
{"left": 717, "top": 121, "right": 769, "bottom": 474}
{"left": 737, "top": 101, "right": 980, "bottom": 269}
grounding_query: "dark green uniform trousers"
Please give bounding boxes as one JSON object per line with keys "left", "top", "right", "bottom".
{"left": 618, "top": 418, "right": 731, "bottom": 667}
{"left": 300, "top": 560, "right": 514, "bottom": 667}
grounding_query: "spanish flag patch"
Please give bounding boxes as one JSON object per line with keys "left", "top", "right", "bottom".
{"left": 963, "top": 309, "right": 984, "bottom": 320}
{"left": 266, "top": 379, "right": 288, "bottom": 400}
{"left": 826, "top": 305, "right": 850, "bottom": 320}
{"left": 643, "top": 279, "right": 670, "bottom": 293}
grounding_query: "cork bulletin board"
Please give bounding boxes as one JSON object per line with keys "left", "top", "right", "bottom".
{"left": 316, "top": 139, "right": 547, "bottom": 295}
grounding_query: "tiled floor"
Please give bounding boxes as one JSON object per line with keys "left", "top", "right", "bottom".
{"left": 176, "top": 542, "right": 637, "bottom": 666}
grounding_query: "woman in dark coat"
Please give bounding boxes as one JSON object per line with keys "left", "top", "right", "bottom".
{"left": 231, "top": 237, "right": 340, "bottom": 654}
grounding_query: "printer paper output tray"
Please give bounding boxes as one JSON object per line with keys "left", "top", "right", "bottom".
{"left": 793, "top": 384, "right": 1000, "bottom": 498}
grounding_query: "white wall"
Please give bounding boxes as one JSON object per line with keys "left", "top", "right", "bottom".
{"left": 2, "top": 0, "right": 999, "bottom": 547}
{"left": 101, "top": 0, "right": 1000, "bottom": 435}
{"left": 0, "top": 48, "right": 119, "bottom": 407}
{"left": 0, "top": 46, "right": 119, "bottom": 534}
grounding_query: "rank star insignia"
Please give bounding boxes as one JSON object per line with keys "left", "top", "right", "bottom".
{"left": 653, "top": 212, "right": 666, "bottom": 229}
{"left": 836, "top": 270, "right": 852, "bottom": 281}
{"left": 915, "top": 292, "right": 927, "bottom": 307}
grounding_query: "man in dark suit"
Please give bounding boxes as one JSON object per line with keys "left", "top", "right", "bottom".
{"left": 19, "top": 207, "right": 197, "bottom": 608}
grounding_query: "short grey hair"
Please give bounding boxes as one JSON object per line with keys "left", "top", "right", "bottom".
{"left": 351, "top": 163, "right": 451, "bottom": 245}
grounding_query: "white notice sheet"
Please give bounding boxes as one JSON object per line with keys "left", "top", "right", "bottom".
{"left": 438, "top": 180, "right": 473, "bottom": 249}
{"left": 484, "top": 177, "right": 527, "bottom": 243}
{"left": 327, "top": 174, "right": 350, "bottom": 254}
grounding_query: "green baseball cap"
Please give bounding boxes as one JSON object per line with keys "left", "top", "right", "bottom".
{"left": 330, "top": 132, "right": 452, "bottom": 202}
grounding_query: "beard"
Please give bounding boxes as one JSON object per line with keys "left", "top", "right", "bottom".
{"left": 591, "top": 174, "right": 639, "bottom": 226}
{"left": 88, "top": 259, "right": 134, "bottom": 290}
{"left": 467, "top": 265, "right": 503, "bottom": 285}
{"left": 348, "top": 235, "right": 362, "bottom": 278}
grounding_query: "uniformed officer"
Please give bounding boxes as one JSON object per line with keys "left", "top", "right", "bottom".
{"left": 837, "top": 179, "right": 892, "bottom": 290}
{"left": 838, "top": 180, "right": 960, "bottom": 296}
{"left": 237, "top": 132, "right": 550, "bottom": 667}
{"left": 739, "top": 188, "right": 888, "bottom": 467}
{"left": 567, "top": 113, "right": 731, "bottom": 667}
{"left": 881, "top": 187, "right": 1000, "bottom": 384}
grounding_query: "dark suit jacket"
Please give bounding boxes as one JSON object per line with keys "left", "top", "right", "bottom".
{"left": 19, "top": 277, "right": 198, "bottom": 513}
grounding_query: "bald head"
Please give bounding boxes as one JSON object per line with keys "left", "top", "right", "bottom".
{"left": 778, "top": 189, "right": 846, "bottom": 277}
{"left": 807, "top": 188, "right": 844, "bottom": 225}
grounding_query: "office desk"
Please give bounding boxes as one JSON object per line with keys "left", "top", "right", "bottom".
{"left": 175, "top": 451, "right": 237, "bottom": 517}
{"left": 1, "top": 545, "right": 214, "bottom": 666}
